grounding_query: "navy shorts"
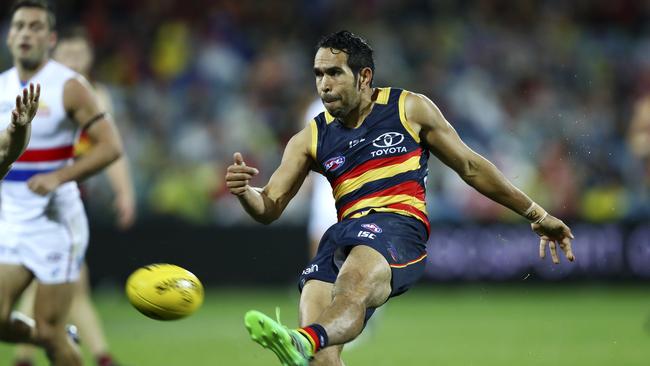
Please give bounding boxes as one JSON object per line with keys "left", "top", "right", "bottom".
{"left": 298, "top": 212, "right": 428, "bottom": 322}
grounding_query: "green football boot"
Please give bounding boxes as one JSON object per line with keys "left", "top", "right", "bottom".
{"left": 244, "top": 309, "right": 313, "bottom": 366}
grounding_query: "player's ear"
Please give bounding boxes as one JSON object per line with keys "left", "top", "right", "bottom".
{"left": 49, "top": 31, "right": 57, "bottom": 51}
{"left": 358, "top": 67, "right": 373, "bottom": 90}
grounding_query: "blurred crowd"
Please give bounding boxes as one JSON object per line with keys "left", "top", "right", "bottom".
{"left": 1, "top": 0, "right": 649, "bottom": 225}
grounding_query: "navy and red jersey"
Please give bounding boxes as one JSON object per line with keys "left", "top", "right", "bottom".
{"left": 309, "top": 87, "right": 430, "bottom": 234}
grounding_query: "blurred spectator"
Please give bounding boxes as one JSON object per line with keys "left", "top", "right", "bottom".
{"left": 1, "top": 0, "right": 646, "bottom": 224}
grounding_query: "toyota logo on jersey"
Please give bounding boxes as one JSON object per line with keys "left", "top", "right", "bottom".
{"left": 324, "top": 155, "right": 346, "bottom": 172}
{"left": 373, "top": 132, "right": 404, "bottom": 148}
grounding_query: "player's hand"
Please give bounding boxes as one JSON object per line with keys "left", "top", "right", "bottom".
{"left": 10, "top": 83, "right": 40, "bottom": 129}
{"left": 27, "top": 172, "right": 62, "bottom": 195}
{"left": 226, "top": 152, "right": 259, "bottom": 196}
{"left": 531, "top": 215, "right": 575, "bottom": 264}
{"left": 114, "top": 192, "right": 136, "bottom": 230}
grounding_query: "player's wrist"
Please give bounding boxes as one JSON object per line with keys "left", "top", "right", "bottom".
{"left": 523, "top": 202, "right": 548, "bottom": 224}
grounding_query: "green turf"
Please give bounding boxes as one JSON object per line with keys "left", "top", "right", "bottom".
{"left": 1, "top": 285, "right": 648, "bottom": 365}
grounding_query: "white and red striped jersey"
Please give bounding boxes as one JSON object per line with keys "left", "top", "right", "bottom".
{"left": 0, "top": 60, "right": 83, "bottom": 224}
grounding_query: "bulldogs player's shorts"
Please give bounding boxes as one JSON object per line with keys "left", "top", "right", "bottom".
{"left": 299, "top": 212, "right": 428, "bottom": 323}
{"left": 0, "top": 199, "right": 89, "bottom": 284}
{"left": 307, "top": 173, "right": 337, "bottom": 241}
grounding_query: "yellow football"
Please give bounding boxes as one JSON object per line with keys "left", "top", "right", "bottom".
{"left": 126, "top": 264, "right": 204, "bottom": 320}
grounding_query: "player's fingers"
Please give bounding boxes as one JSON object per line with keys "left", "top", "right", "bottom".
{"left": 567, "top": 228, "right": 575, "bottom": 240}
{"left": 549, "top": 241, "right": 559, "bottom": 264}
{"left": 226, "top": 180, "right": 248, "bottom": 188}
{"left": 22, "top": 87, "right": 28, "bottom": 105}
{"left": 27, "top": 180, "right": 40, "bottom": 194}
{"left": 233, "top": 152, "right": 246, "bottom": 166}
{"left": 560, "top": 237, "right": 575, "bottom": 262}
{"left": 15, "top": 95, "right": 22, "bottom": 113}
{"left": 539, "top": 237, "right": 548, "bottom": 259}
{"left": 226, "top": 173, "right": 254, "bottom": 181}
{"left": 229, "top": 187, "right": 248, "bottom": 195}
{"left": 11, "top": 110, "right": 18, "bottom": 124}
{"left": 34, "top": 83, "right": 41, "bottom": 103}
{"left": 226, "top": 164, "right": 258, "bottom": 175}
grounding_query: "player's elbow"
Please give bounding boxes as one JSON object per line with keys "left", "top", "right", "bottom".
{"left": 104, "top": 140, "right": 123, "bottom": 164}
{"left": 457, "top": 157, "right": 481, "bottom": 182}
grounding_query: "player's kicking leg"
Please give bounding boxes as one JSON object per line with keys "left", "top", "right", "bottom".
{"left": 299, "top": 280, "right": 345, "bottom": 366}
{"left": 245, "top": 245, "right": 390, "bottom": 365}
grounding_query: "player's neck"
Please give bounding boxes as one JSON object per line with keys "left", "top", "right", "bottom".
{"left": 15, "top": 58, "right": 49, "bottom": 84}
{"left": 340, "top": 88, "right": 375, "bottom": 129}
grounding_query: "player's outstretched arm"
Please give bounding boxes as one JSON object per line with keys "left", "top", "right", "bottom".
{"left": 0, "top": 83, "right": 41, "bottom": 179}
{"left": 226, "top": 126, "right": 312, "bottom": 224}
{"left": 404, "top": 92, "right": 575, "bottom": 263}
{"left": 26, "top": 76, "right": 122, "bottom": 195}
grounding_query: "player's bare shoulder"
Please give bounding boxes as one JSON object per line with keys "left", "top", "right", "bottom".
{"left": 62, "top": 74, "right": 95, "bottom": 106}
{"left": 402, "top": 91, "right": 447, "bottom": 133}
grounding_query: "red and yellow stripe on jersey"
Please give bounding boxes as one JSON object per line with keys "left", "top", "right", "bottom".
{"left": 309, "top": 87, "right": 430, "bottom": 234}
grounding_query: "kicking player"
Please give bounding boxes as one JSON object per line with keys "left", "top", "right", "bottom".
{"left": 13, "top": 27, "right": 135, "bottom": 366}
{"left": 0, "top": 1, "right": 123, "bottom": 366}
{"left": 0, "top": 83, "right": 41, "bottom": 179}
{"left": 226, "top": 30, "right": 575, "bottom": 366}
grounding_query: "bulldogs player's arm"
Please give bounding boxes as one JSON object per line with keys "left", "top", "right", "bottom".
{"left": 231, "top": 126, "right": 312, "bottom": 224}
{"left": 55, "top": 76, "right": 123, "bottom": 183}
{"left": 0, "top": 84, "right": 40, "bottom": 179}
{"left": 403, "top": 91, "right": 539, "bottom": 220}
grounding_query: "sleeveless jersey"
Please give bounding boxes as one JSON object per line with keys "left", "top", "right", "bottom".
{"left": 0, "top": 60, "right": 82, "bottom": 224}
{"left": 310, "top": 87, "right": 430, "bottom": 233}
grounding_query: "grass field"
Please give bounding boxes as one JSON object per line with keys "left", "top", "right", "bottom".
{"left": 1, "top": 284, "right": 648, "bottom": 366}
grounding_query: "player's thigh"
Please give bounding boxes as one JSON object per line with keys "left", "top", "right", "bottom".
{"left": 0, "top": 264, "right": 33, "bottom": 320}
{"left": 334, "top": 245, "right": 392, "bottom": 308}
{"left": 16, "top": 280, "right": 38, "bottom": 317}
{"left": 74, "top": 262, "right": 91, "bottom": 296}
{"left": 33, "top": 282, "right": 76, "bottom": 326}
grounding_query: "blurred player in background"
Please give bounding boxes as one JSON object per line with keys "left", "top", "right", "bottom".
{"left": 0, "top": 84, "right": 41, "bottom": 179}
{"left": 0, "top": 1, "right": 123, "bottom": 366}
{"left": 227, "top": 30, "right": 575, "bottom": 366}
{"left": 628, "top": 95, "right": 650, "bottom": 179}
{"left": 13, "top": 26, "right": 135, "bottom": 366}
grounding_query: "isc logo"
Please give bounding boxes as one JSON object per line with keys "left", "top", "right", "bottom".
{"left": 357, "top": 231, "right": 376, "bottom": 239}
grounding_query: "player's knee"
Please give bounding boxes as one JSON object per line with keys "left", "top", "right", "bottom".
{"left": 33, "top": 320, "right": 63, "bottom": 347}
{"left": 334, "top": 268, "right": 388, "bottom": 306}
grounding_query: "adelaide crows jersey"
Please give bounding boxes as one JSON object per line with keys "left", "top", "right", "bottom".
{"left": 309, "top": 87, "right": 430, "bottom": 233}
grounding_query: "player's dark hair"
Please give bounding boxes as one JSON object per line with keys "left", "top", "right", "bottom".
{"left": 10, "top": 0, "right": 56, "bottom": 30}
{"left": 317, "top": 30, "right": 375, "bottom": 86}
{"left": 58, "top": 26, "right": 92, "bottom": 46}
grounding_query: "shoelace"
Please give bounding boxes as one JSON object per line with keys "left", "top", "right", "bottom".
{"left": 275, "top": 306, "right": 312, "bottom": 359}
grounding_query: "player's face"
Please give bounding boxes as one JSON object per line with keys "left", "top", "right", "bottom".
{"left": 6, "top": 8, "right": 54, "bottom": 71}
{"left": 314, "top": 47, "right": 362, "bottom": 118}
{"left": 53, "top": 39, "right": 93, "bottom": 75}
